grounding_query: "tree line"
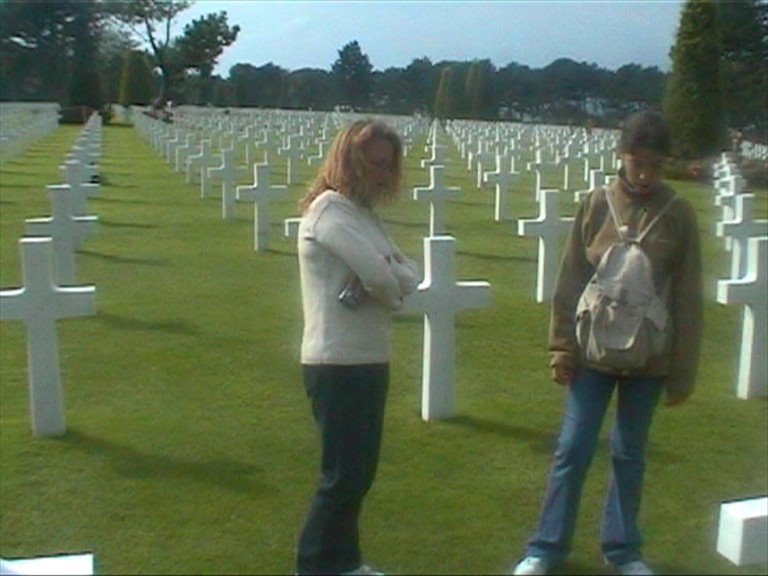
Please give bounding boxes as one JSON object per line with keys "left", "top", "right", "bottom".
{"left": 1, "top": 0, "right": 766, "bottom": 158}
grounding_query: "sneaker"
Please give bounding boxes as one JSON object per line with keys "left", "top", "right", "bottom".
{"left": 340, "top": 564, "right": 386, "bottom": 576}
{"left": 616, "top": 560, "right": 654, "bottom": 575}
{"left": 510, "top": 556, "right": 549, "bottom": 575}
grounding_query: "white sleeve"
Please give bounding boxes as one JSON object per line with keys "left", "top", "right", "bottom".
{"left": 312, "top": 201, "right": 405, "bottom": 309}
{"left": 389, "top": 245, "right": 420, "bottom": 295}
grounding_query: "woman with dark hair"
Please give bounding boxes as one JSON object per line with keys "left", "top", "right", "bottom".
{"left": 511, "top": 110, "right": 703, "bottom": 576}
{"left": 296, "top": 119, "right": 419, "bottom": 576}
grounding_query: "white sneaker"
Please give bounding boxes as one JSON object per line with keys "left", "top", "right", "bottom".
{"left": 340, "top": 564, "right": 386, "bottom": 576}
{"left": 616, "top": 560, "right": 654, "bottom": 575}
{"left": 511, "top": 556, "right": 549, "bottom": 575}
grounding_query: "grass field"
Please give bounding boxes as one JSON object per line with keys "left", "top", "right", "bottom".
{"left": 1, "top": 120, "right": 766, "bottom": 575}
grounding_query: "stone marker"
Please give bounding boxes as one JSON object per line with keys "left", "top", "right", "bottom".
{"left": 25, "top": 185, "right": 97, "bottom": 285}
{"left": 413, "top": 164, "right": 460, "bottom": 236}
{"left": 716, "top": 236, "right": 767, "bottom": 399}
{"left": 484, "top": 154, "right": 519, "bottom": 222}
{"left": 716, "top": 194, "right": 768, "bottom": 279}
{"left": 517, "top": 189, "right": 574, "bottom": 302}
{"left": 717, "top": 496, "right": 768, "bottom": 566}
{"left": 0, "top": 238, "right": 95, "bottom": 437}
{"left": 207, "top": 147, "right": 247, "bottom": 220}
{"left": 0, "top": 552, "right": 94, "bottom": 575}
{"left": 58, "top": 160, "right": 100, "bottom": 219}
{"left": 236, "top": 163, "right": 287, "bottom": 251}
{"left": 284, "top": 217, "right": 302, "bottom": 238}
{"left": 399, "top": 235, "right": 491, "bottom": 420}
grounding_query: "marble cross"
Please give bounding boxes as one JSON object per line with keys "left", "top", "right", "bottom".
{"left": 484, "top": 154, "right": 519, "bottom": 222}
{"left": 25, "top": 185, "right": 97, "bottom": 285}
{"left": 716, "top": 194, "right": 768, "bottom": 279}
{"left": 236, "top": 163, "right": 287, "bottom": 251}
{"left": 413, "top": 164, "right": 461, "bottom": 236}
{"left": 716, "top": 236, "right": 767, "bottom": 399}
{"left": 207, "top": 147, "right": 248, "bottom": 220}
{"left": 517, "top": 189, "right": 574, "bottom": 302}
{"left": 399, "top": 235, "right": 492, "bottom": 420}
{"left": 0, "top": 238, "right": 95, "bottom": 437}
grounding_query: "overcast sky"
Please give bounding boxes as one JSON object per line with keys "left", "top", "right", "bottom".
{"left": 172, "top": 1, "right": 685, "bottom": 76}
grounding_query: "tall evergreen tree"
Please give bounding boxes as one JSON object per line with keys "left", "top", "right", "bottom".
{"left": 663, "top": 0, "right": 726, "bottom": 158}
{"left": 119, "top": 49, "right": 156, "bottom": 107}
{"left": 331, "top": 40, "right": 373, "bottom": 110}
{"left": 719, "top": 0, "right": 767, "bottom": 138}
{"left": 433, "top": 66, "right": 455, "bottom": 120}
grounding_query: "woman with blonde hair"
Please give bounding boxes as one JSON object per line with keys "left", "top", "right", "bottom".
{"left": 296, "top": 119, "right": 419, "bottom": 576}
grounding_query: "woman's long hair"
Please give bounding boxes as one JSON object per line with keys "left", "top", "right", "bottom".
{"left": 299, "top": 119, "right": 403, "bottom": 214}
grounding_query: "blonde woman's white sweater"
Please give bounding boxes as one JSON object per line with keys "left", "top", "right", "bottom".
{"left": 298, "top": 190, "right": 419, "bottom": 365}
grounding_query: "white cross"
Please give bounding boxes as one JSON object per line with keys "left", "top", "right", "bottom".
{"left": 0, "top": 238, "right": 95, "bottom": 437}
{"left": 716, "top": 194, "right": 768, "bottom": 279}
{"left": 207, "top": 147, "right": 247, "bottom": 220}
{"left": 59, "top": 160, "right": 100, "bottom": 217}
{"left": 174, "top": 133, "right": 198, "bottom": 172}
{"left": 185, "top": 140, "right": 217, "bottom": 193}
{"left": 421, "top": 143, "right": 450, "bottom": 168}
{"left": 278, "top": 133, "right": 305, "bottom": 185}
{"left": 307, "top": 139, "right": 329, "bottom": 167}
{"left": 574, "top": 169, "right": 606, "bottom": 204}
{"left": 66, "top": 144, "right": 99, "bottom": 182}
{"left": 413, "top": 164, "right": 461, "bottom": 236}
{"left": 284, "top": 217, "right": 302, "bottom": 238}
{"left": 517, "top": 189, "right": 575, "bottom": 302}
{"left": 25, "top": 185, "right": 97, "bottom": 285}
{"left": 484, "top": 154, "right": 519, "bottom": 221}
{"left": 717, "top": 236, "right": 767, "bottom": 399}
{"left": 236, "top": 163, "right": 287, "bottom": 251}
{"left": 399, "top": 235, "right": 492, "bottom": 420}
{"left": 526, "top": 147, "right": 560, "bottom": 201}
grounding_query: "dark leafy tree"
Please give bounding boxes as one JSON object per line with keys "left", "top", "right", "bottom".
{"left": 433, "top": 66, "right": 455, "bottom": 120}
{"left": 464, "top": 59, "right": 496, "bottom": 119}
{"left": 0, "top": 0, "right": 96, "bottom": 102}
{"left": 371, "top": 67, "right": 409, "bottom": 114}
{"left": 229, "top": 63, "right": 288, "bottom": 108}
{"left": 174, "top": 11, "right": 239, "bottom": 104}
{"left": 331, "top": 40, "right": 373, "bottom": 110}
{"left": 67, "top": 1, "right": 104, "bottom": 109}
{"left": 286, "top": 68, "right": 339, "bottom": 110}
{"left": 402, "top": 57, "right": 437, "bottom": 116}
{"left": 663, "top": 0, "right": 726, "bottom": 158}
{"left": 719, "top": 0, "right": 767, "bottom": 139}
{"left": 108, "top": 0, "right": 192, "bottom": 106}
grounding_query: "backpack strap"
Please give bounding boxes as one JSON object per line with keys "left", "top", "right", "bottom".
{"left": 603, "top": 186, "right": 677, "bottom": 243}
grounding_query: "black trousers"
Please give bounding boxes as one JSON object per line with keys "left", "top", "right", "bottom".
{"left": 296, "top": 363, "right": 389, "bottom": 575}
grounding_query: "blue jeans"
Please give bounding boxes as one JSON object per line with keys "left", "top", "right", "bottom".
{"left": 525, "top": 368, "right": 663, "bottom": 567}
{"left": 296, "top": 364, "right": 389, "bottom": 575}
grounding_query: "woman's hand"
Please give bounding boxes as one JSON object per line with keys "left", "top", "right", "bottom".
{"left": 552, "top": 364, "right": 573, "bottom": 385}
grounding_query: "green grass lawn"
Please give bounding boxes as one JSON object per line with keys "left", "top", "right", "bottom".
{"left": 1, "top": 121, "right": 766, "bottom": 575}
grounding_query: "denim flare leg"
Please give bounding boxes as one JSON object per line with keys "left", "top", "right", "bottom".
{"left": 297, "top": 364, "right": 389, "bottom": 575}
{"left": 525, "top": 367, "right": 663, "bottom": 567}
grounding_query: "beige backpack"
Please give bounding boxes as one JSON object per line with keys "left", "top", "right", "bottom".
{"left": 575, "top": 188, "right": 677, "bottom": 370}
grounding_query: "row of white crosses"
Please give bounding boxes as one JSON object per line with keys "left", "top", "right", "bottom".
{"left": 712, "top": 153, "right": 767, "bottom": 401}
{"left": 133, "top": 110, "right": 297, "bottom": 251}
{"left": 710, "top": 152, "right": 768, "bottom": 569}
{"left": 402, "top": 119, "right": 492, "bottom": 421}
{"left": 0, "top": 113, "right": 102, "bottom": 437}
{"left": 0, "top": 102, "right": 61, "bottom": 165}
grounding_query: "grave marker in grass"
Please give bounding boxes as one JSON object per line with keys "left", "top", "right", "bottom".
{"left": 517, "top": 189, "right": 574, "bottom": 302}
{"left": 237, "top": 163, "right": 287, "bottom": 251}
{"left": 0, "top": 238, "right": 95, "bottom": 437}
{"left": 399, "top": 235, "right": 491, "bottom": 420}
